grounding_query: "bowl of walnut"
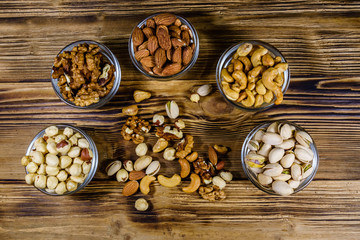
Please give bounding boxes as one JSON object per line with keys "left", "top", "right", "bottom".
{"left": 216, "top": 40, "right": 290, "bottom": 111}
{"left": 21, "top": 125, "right": 98, "bottom": 196}
{"left": 51, "top": 40, "right": 121, "bottom": 108}
{"left": 128, "top": 13, "right": 199, "bottom": 79}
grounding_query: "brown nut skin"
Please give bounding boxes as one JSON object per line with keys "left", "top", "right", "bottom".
{"left": 208, "top": 146, "right": 218, "bottom": 166}
{"left": 216, "top": 160, "right": 225, "bottom": 171}
{"left": 140, "top": 175, "right": 156, "bottom": 195}
{"left": 157, "top": 174, "right": 181, "bottom": 188}
{"left": 179, "top": 158, "right": 191, "bottom": 178}
{"left": 182, "top": 173, "right": 201, "bottom": 193}
{"left": 129, "top": 170, "right": 146, "bottom": 181}
{"left": 186, "top": 152, "right": 198, "bottom": 162}
{"left": 123, "top": 105, "right": 138, "bottom": 116}
{"left": 122, "top": 180, "right": 139, "bottom": 196}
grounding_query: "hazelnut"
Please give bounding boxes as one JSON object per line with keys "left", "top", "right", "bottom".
{"left": 135, "top": 198, "right": 149, "bottom": 211}
{"left": 69, "top": 163, "right": 82, "bottom": 177}
{"left": 26, "top": 162, "right": 38, "bottom": 173}
{"left": 133, "top": 90, "right": 151, "bottom": 103}
{"left": 116, "top": 169, "right": 129, "bottom": 182}
{"left": 30, "top": 151, "right": 44, "bottom": 165}
{"left": 47, "top": 176, "right": 59, "bottom": 190}
{"left": 63, "top": 127, "right": 74, "bottom": 138}
{"left": 135, "top": 143, "right": 148, "bottom": 157}
{"left": 60, "top": 156, "right": 72, "bottom": 169}
{"left": 82, "top": 162, "right": 92, "bottom": 174}
{"left": 46, "top": 154, "right": 59, "bottom": 167}
{"left": 66, "top": 180, "right": 78, "bottom": 192}
{"left": 45, "top": 126, "right": 58, "bottom": 137}
{"left": 25, "top": 173, "right": 36, "bottom": 185}
{"left": 123, "top": 105, "right": 138, "bottom": 116}
{"left": 174, "top": 119, "right": 185, "bottom": 130}
{"left": 212, "top": 176, "right": 226, "bottom": 190}
{"left": 21, "top": 156, "right": 31, "bottom": 166}
{"left": 78, "top": 138, "right": 90, "bottom": 148}
{"left": 55, "top": 134, "right": 67, "bottom": 144}
{"left": 55, "top": 181, "right": 67, "bottom": 195}
{"left": 37, "top": 163, "right": 46, "bottom": 175}
{"left": 46, "top": 166, "right": 60, "bottom": 176}
{"left": 190, "top": 93, "right": 200, "bottom": 103}
{"left": 163, "top": 147, "right": 176, "bottom": 161}
{"left": 34, "top": 174, "right": 47, "bottom": 189}
{"left": 153, "top": 114, "right": 165, "bottom": 126}
{"left": 56, "top": 170, "right": 68, "bottom": 182}
{"left": 47, "top": 142, "right": 59, "bottom": 155}
{"left": 68, "top": 147, "right": 81, "bottom": 158}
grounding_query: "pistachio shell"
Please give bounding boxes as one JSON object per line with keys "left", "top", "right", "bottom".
{"left": 294, "top": 147, "right": 314, "bottom": 163}
{"left": 253, "top": 129, "right": 265, "bottom": 141}
{"left": 272, "top": 180, "right": 294, "bottom": 196}
{"left": 262, "top": 132, "right": 283, "bottom": 146}
{"left": 249, "top": 167, "right": 264, "bottom": 174}
{"left": 246, "top": 161, "right": 265, "bottom": 168}
{"left": 246, "top": 153, "right": 266, "bottom": 164}
{"left": 258, "top": 173, "right": 273, "bottom": 186}
{"left": 291, "top": 163, "right": 302, "bottom": 181}
{"left": 145, "top": 160, "right": 161, "bottom": 176}
{"left": 302, "top": 165, "right": 314, "bottom": 179}
{"left": 248, "top": 140, "right": 259, "bottom": 151}
{"left": 280, "top": 124, "right": 293, "bottom": 140}
{"left": 134, "top": 156, "right": 152, "bottom": 171}
{"left": 288, "top": 180, "right": 300, "bottom": 189}
{"left": 263, "top": 163, "right": 283, "bottom": 177}
{"left": 280, "top": 153, "right": 295, "bottom": 169}
{"left": 258, "top": 143, "right": 272, "bottom": 157}
{"left": 268, "top": 148, "right": 285, "bottom": 163}
{"left": 272, "top": 174, "right": 291, "bottom": 181}
{"left": 295, "top": 131, "right": 313, "bottom": 148}
{"left": 276, "top": 138, "right": 295, "bottom": 149}
{"left": 267, "top": 122, "right": 278, "bottom": 133}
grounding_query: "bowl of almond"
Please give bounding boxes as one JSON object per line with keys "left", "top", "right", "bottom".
{"left": 129, "top": 13, "right": 199, "bottom": 79}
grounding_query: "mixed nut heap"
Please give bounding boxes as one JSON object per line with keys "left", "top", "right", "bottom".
{"left": 221, "top": 42, "right": 288, "bottom": 108}
{"left": 132, "top": 13, "right": 195, "bottom": 76}
{"left": 52, "top": 43, "right": 115, "bottom": 107}
{"left": 21, "top": 126, "right": 93, "bottom": 195}
{"left": 105, "top": 90, "right": 234, "bottom": 210}
{"left": 245, "top": 121, "right": 315, "bottom": 196}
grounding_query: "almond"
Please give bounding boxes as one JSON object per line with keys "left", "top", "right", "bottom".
{"left": 172, "top": 47, "right": 182, "bottom": 63}
{"left": 181, "top": 30, "right": 190, "bottom": 46}
{"left": 138, "top": 41, "right": 148, "bottom": 51}
{"left": 148, "top": 36, "right": 159, "bottom": 55}
{"left": 169, "top": 25, "right": 181, "bottom": 35}
{"left": 156, "top": 25, "right": 172, "bottom": 51}
{"left": 182, "top": 46, "right": 193, "bottom": 66}
{"left": 141, "top": 64, "right": 152, "bottom": 73}
{"left": 132, "top": 27, "right": 144, "bottom": 47}
{"left": 135, "top": 49, "right": 150, "bottom": 61}
{"left": 154, "top": 48, "right": 166, "bottom": 68}
{"left": 129, "top": 170, "right": 146, "bottom": 181}
{"left": 140, "top": 56, "right": 155, "bottom": 68}
{"left": 166, "top": 49, "right": 173, "bottom": 61}
{"left": 153, "top": 13, "right": 176, "bottom": 26}
{"left": 174, "top": 18, "right": 181, "bottom": 27}
{"left": 162, "top": 63, "right": 182, "bottom": 76}
{"left": 216, "top": 160, "right": 225, "bottom": 170}
{"left": 146, "top": 18, "right": 156, "bottom": 28}
{"left": 170, "top": 31, "right": 181, "bottom": 39}
{"left": 153, "top": 66, "right": 163, "bottom": 75}
{"left": 142, "top": 27, "right": 154, "bottom": 39}
{"left": 171, "top": 38, "right": 186, "bottom": 48}
{"left": 208, "top": 146, "right": 218, "bottom": 166}
{"left": 122, "top": 180, "right": 139, "bottom": 196}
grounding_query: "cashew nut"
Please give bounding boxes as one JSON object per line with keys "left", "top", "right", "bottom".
{"left": 262, "top": 53, "right": 274, "bottom": 67}
{"left": 140, "top": 175, "right": 156, "bottom": 195}
{"left": 274, "top": 62, "right": 288, "bottom": 74}
{"left": 241, "top": 89, "right": 255, "bottom": 107}
{"left": 254, "top": 94, "right": 264, "bottom": 108}
{"left": 232, "top": 70, "right": 247, "bottom": 90}
{"left": 232, "top": 82, "right": 241, "bottom": 93}
{"left": 255, "top": 81, "right": 267, "bottom": 95}
{"left": 222, "top": 81, "right": 239, "bottom": 101}
{"left": 179, "top": 158, "right": 190, "bottom": 178}
{"left": 237, "top": 42, "right": 253, "bottom": 56}
{"left": 227, "top": 63, "right": 234, "bottom": 73}
{"left": 221, "top": 68, "right": 234, "bottom": 83}
{"left": 274, "top": 72, "right": 284, "bottom": 87}
{"left": 262, "top": 68, "right": 283, "bottom": 105}
{"left": 238, "top": 56, "right": 252, "bottom": 73}
{"left": 233, "top": 59, "right": 243, "bottom": 71}
{"left": 248, "top": 66, "right": 266, "bottom": 79}
{"left": 182, "top": 173, "right": 201, "bottom": 193}
{"left": 236, "top": 91, "right": 247, "bottom": 102}
{"left": 264, "top": 89, "right": 274, "bottom": 103}
{"left": 186, "top": 152, "right": 198, "bottom": 162}
{"left": 157, "top": 174, "right": 181, "bottom": 188}
{"left": 251, "top": 48, "right": 268, "bottom": 67}
{"left": 247, "top": 82, "right": 255, "bottom": 91}
{"left": 274, "top": 56, "right": 282, "bottom": 64}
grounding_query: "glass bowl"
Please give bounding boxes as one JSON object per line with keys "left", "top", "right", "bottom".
{"left": 25, "top": 124, "right": 98, "bottom": 196}
{"left": 51, "top": 40, "right": 121, "bottom": 109}
{"left": 241, "top": 120, "right": 319, "bottom": 196}
{"left": 216, "top": 40, "right": 290, "bottom": 111}
{"left": 128, "top": 13, "right": 199, "bottom": 80}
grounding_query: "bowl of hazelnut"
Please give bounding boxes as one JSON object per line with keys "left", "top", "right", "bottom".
{"left": 51, "top": 40, "right": 121, "bottom": 108}
{"left": 21, "top": 125, "right": 98, "bottom": 196}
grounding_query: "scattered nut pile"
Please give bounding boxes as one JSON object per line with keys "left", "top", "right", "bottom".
{"left": 220, "top": 42, "right": 288, "bottom": 107}
{"left": 21, "top": 126, "right": 93, "bottom": 195}
{"left": 190, "top": 84, "right": 212, "bottom": 103}
{"left": 132, "top": 13, "right": 195, "bottom": 76}
{"left": 245, "top": 121, "right": 315, "bottom": 196}
{"left": 52, "top": 43, "right": 115, "bottom": 107}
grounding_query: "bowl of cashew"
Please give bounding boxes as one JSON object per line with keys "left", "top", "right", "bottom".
{"left": 216, "top": 40, "right": 290, "bottom": 111}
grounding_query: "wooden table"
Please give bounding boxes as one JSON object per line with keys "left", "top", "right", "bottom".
{"left": 1, "top": 1, "right": 360, "bottom": 239}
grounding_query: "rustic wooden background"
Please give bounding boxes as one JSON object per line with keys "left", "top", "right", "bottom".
{"left": 1, "top": 0, "right": 360, "bottom": 239}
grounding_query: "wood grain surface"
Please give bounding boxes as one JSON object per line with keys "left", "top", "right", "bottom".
{"left": 1, "top": 0, "right": 360, "bottom": 239}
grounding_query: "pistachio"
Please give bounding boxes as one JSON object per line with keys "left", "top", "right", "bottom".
{"left": 258, "top": 173, "right": 273, "bottom": 186}
{"left": 106, "top": 161, "right": 122, "bottom": 176}
{"left": 245, "top": 153, "right": 266, "bottom": 168}
{"left": 134, "top": 156, "right": 152, "bottom": 171}
{"left": 165, "top": 100, "right": 179, "bottom": 119}
{"left": 272, "top": 173, "right": 291, "bottom": 181}
{"left": 219, "top": 171, "right": 233, "bottom": 182}
{"left": 280, "top": 124, "right": 293, "bottom": 140}
{"left": 145, "top": 160, "right": 161, "bottom": 176}
{"left": 294, "top": 146, "right": 314, "bottom": 163}
{"left": 291, "top": 163, "right": 302, "bottom": 181}
{"left": 288, "top": 180, "right": 300, "bottom": 189}
{"left": 174, "top": 119, "right": 185, "bottom": 129}
{"left": 153, "top": 114, "right": 165, "bottom": 126}
{"left": 248, "top": 140, "right": 259, "bottom": 151}
{"left": 280, "top": 153, "right": 295, "bottom": 169}
{"left": 276, "top": 138, "right": 295, "bottom": 150}
{"left": 302, "top": 164, "right": 313, "bottom": 179}
{"left": 262, "top": 132, "right": 283, "bottom": 146}
{"left": 153, "top": 138, "right": 168, "bottom": 153}
{"left": 123, "top": 160, "right": 134, "bottom": 172}
{"left": 253, "top": 129, "right": 265, "bottom": 141}
{"left": 267, "top": 122, "right": 278, "bottom": 133}
{"left": 263, "top": 163, "right": 283, "bottom": 177}
{"left": 133, "top": 90, "right": 151, "bottom": 103}
{"left": 135, "top": 143, "right": 148, "bottom": 157}
{"left": 272, "top": 180, "right": 294, "bottom": 196}
{"left": 268, "top": 148, "right": 285, "bottom": 163}
{"left": 257, "top": 143, "right": 272, "bottom": 156}
{"left": 197, "top": 84, "right": 212, "bottom": 96}
{"left": 116, "top": 169, "right": 129, "bottom": 182}
{"left": 295, "top": 131, "right": 313, "bottom": 148}
{"left": 249, "top": 167, "right": 264, "bottom": 174}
